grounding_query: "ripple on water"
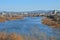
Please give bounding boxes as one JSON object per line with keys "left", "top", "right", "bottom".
{"left": 0, "top": 17, "right": 60, "bottom": 40}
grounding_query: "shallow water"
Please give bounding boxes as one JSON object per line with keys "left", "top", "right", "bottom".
{"left": 0, "top": 17, "right": 60, "bottom": 40}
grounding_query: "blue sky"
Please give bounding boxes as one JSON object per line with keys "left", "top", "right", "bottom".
{"left": 0, "top": 0, "right": 60, "bottom": 12}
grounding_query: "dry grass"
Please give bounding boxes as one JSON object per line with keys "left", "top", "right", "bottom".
{"left": 42, "top": 17, "right": 60, "bottom": 28}
{"left": 9, "top": 15, "right": 24, "bottom": 20}
{"left": 0, "top": 16, "right": 6, "bottom": 22}
{"left": 0, "top": 15, "right": 24, "bottom": 22}
{"left": 0, "top": 32, "right": 24, "bottom": 40}
{"left": 0, "top": 26, "right": 57, "bottom": 40}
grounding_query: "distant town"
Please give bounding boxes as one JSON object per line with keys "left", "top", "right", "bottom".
{"left": 0, "top": 10, "right": 60, "bottom": 17}
{"left": 0, "top": 10, "right": 60, "bottom": 22}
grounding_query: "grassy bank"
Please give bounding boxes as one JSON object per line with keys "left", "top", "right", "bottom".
{"left": 0, "top": 32, "right": 57, "bottom": 40}
{"left": 0, "top": 32, "right": 24, "bottom": 40}
{"left": 0, "top": 26, "right": 57, "bottom": 40}
{"left": 42, "top": 17, "right": 60, "bottom": 28}
{"left": 0, "top": 15, "right": 24, "bottom": 22}
{"left": 0, "top": 16, "right": 6, "bottom": 22}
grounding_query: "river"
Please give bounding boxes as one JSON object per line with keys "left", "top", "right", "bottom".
{"left": 0, "top": 17, "right": 60, "bottom": 40}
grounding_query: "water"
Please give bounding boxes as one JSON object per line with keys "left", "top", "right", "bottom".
{"left": 0, "top": 17, "right": 60, "bottom": 40}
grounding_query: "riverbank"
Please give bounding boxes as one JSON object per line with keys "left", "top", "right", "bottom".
{"left": 0, "top": 32, "right": 57, "bottom": 40}
{"left": 0, "top": 32, "right": 24, "bottom": 40}
{"left": 42, "top": 17, "right": 60, "bottom": 28}
{"left": 0, "top": 16, "right": 6, "bottom": 22}
{"left": 0, "top": 15, "right": 24, "bottom": 22}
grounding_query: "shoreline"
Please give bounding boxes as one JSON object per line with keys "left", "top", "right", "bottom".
{"left": 0, "top": 32, "right": 24, "bottom": 40}
{"left": 0, "top": 15, "right": 24, "bottom": 22}
{"left": 42, "top": 17, "right": 60, "bottom": 28}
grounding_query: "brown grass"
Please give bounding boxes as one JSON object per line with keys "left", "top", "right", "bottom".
{"left": 0, "top": 32, "right": 24, "bottom": 40}
{"left": 0, "top": 16, "right": 6, "bottom": 22}
{"left": 0, "top": 15, "right": 24, "bottom": 22}
{"left": 9, "top": 16, "right": 24, "bottom": 20}
{"left": 0, "top": 32, "right": 57, "bottom": 40}
{"left": 0, "top": 27, "right": 57, "bottom": 40}
{"left": 42, "top": 17, "right": 60, "bottom": 28}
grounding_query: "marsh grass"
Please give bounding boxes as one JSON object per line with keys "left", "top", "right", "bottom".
{"left": 0, "top": 26, "right": 57, "bottom": 40}
{"left": 0, "top": 32, "right": 24, "bottom": 40}
{"left": 42, "top": 18, "right": 60, "bottom": 28}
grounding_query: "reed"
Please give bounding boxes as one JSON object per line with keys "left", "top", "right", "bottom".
{"left": 42, "top": 17, "right": 60, "bottom": 28}
{"left": 0, "top": 26, "right": 57, "bottom": 40}
{"left": 0, "top": 32, "right": 24, "bottom": 40}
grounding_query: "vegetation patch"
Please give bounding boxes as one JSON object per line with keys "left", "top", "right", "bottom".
{"left": 0, "top": 15, "right": 24, "bottom": 22}
{"left": 42, "top": 17, "right": 60, "bottom": 28}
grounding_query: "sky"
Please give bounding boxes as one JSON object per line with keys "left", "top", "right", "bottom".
{"left": 0, "top": 0, "right": 60, "bottom": 12}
